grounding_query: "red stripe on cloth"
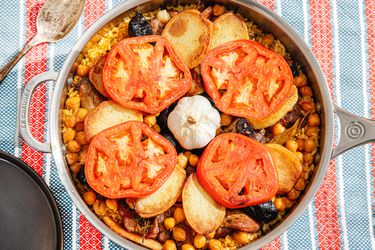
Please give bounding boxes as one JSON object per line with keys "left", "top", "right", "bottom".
{"left": 79, "top": 1, "right": 105, "bottom": 249}
{"left": 255, "top": 0, "right": 275, "bottom": 10}
{"left": 366, "top": 0, "right": 375, "bottom": 201}
{"left": 21, "top": 0, "right": 48, "bottom": 177}
{"left": 310, "top": 0, "right": 341, "bottom": 249}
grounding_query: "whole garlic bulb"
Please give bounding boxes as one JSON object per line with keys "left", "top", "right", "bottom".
{"left": 167, "top": 95, "right": 221, "bottom": 150}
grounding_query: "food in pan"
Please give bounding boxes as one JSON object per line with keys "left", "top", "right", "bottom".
{"left": 62, "top": 3, "right": 321, "bottom": 249}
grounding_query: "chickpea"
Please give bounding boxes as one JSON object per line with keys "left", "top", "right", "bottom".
{"left": 305, "top": 126, "right": 319, "bottom": 138}
{"left": 66, "top": 140, "right": 81, "bottom": 153}
{"left": 205, "top": 231, "right": 216, "bottom": 239}
{"left": 77, "top": 108, "right": 88, "bottom": 122}
{"left": 220, "top": 113, "right": 232, "bottom": 126}
{"left": 233, "top": 231, "right": 251, "bottom": 245}
{"left": 295, "top": 151, "right": 304, "bottom": 163}
{"left": 285, "top": 140, "right": 298, "bottom": 152}
{"left": 80, "top": 150, "right": 87, "bottom": 165}
{"left": 63, "top": 128, "right": 76, "bottom": 144}
{"left": 189, "top": 154, "right": 199, "bottom": 167}
{"left": 66, "top": 96, "right": 81, "bottom": 111}
{"left": 301, "top": 102, "right": 315, "bottom": 113}
{"left": 212, "top": 4, "right": 226, "bottom": 16}
{"left": 144, "top": 115, "right": 157, "bottom": 127}
{"left": 182, "top": 244, "right": 195, "bottom": 250}
{"left": 262, "top": 34, "right": 275, "bottom": 47}
{"left": 273, "top": 123, "right": 286, "bottom": 135}
{"left": 194, "top": 234, "right": 206, "bottom": 248}
{"left": 296, "top": 139, "right": 304, "bottom": 151}
{"left": 299, "top": 86, "right": 313, "bottom": 96}
{"left": 284, "top": 197, "right": 294, "bottom": 208}
{"left": 304, "top": 138, "right": 315, "bottom": 153}
{"left": 173, "top": 227, "right": 186, "bottom": 241}
{"left": 208, "top": 239, "right": 222, "bottom": 250}
{"left": 75, "top": 131, "right": 87, "bottom": 145}
{"left": 153, "top": 124, "right": 161, "bottom": 133}
{"left": 308, "top": 113, "right": 320, "bottom": 127}
{"left": 93, "top": 200, "right": 107, "bottom": 216}
{"left": 77, "top": 64, "right": 90, "bottom": 77}
{"left": 64, "top": 115, "right": 77, "bottom": 128}
{"left": 163, "top": 240, "right": 177, "bottom": 250}
{"left": 83, "top": 191, "right": 96, "bottom": 205}
{"left": 294, "top": 178, "right": 306, "bottom": 191}
{"left": 302, "top": 171, "right": 310, "bottom": 180}
{"left": 274, "top": 198, "right": 286, "bottom": 212}
{"left": 287, "top": 188, "right": 300, "bottom": 201}
{"left": 184, "top": 151, "right": 192, "bottom": 161}
{"left": 293, "top": 73, "right": 307, "bottom": 87}
{"left": 303, "top": 153, "right": 313, "bottom": 165}
{"left": 177, "top": 153, "right": 188, "bottom": 169}
{"left": 164, "top": 217, "right": 176, "bottom": 231}
{"left": 76, "top": 122, "right": 85, "bottom": 131}
{"left": 106, "top": 199, "right": 118, "bottom": 211}
{"left": 70, "top": 163, "right": 81, "bottom": 174}
{"left": 65, "top": 153, "right": 79, "bottom": 165}
{"left": 173, "top": 207, "right": 186, "bottom": 224}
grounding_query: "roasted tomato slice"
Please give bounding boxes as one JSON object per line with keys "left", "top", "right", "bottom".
{"left": 85, "top": 121, "right": 177, "bottom": 198}
{"left": 103, "top": 35, "right": 192, "bottom": 114}
{"left": 196, "top": 133, "right": 278, "bottom": 208}
{"left": 201, "top": 40, "right": 294, "bottom": 119}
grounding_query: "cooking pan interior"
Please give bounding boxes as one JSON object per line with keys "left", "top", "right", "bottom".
{"left": 53, "top": 0, "right": 334, "bottom": 248}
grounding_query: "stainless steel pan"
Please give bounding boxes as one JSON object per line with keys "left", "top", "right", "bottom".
{"left": 19, "top": 0, "right": 375, "bottom": 249}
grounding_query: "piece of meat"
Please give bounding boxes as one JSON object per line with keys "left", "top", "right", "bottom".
{"left": 214, "top": 226, "right": 234, "bottom": 238}
{"left": 118, "top": 204, "right": 137, "bottom": 233}
{"left": 222, "top": 210, "right": 260, "bottom": 233}
{"left": 75, "top": 77, "right": 103, "bottom": 111}
{"left": 158, "top": 230, "right": 171, "bottom": 242}
{"left": 146, "top": 218, "right": 159, "bottom": 239}
{"left": 279, "top": 104, "right": 303, "bottom": 128}
{"left": 201, "top": 6, "right": 213, "bottom": 19}
{"left": 150, "top": 18, "right": 165, "bottom": 35}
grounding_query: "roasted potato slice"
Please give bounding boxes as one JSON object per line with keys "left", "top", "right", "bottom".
{"left": 162, "top": 9, "right": 212, "bottom": 68}
{"left": 209, "top": 12, "right": 249, "bottom": 50}
{"left": 248, "top": 86, "right": 298, "bottom": 129}
{"left": 103, "top": 216, "right": 162, "bottom": 250}
{"left": 182, "top": 174, "right": 226, "bottom": 234}
{"left": 133, "top": 166, "right": 186, "bottom": 218}
{"left": 89, "top": 56, "right": 108, "bottom": 97}
{"left": 266, "top": 143, "right": 302, "bottom": 194}
{"left": 84, "top": 100, "right": 143, "bottom": 141}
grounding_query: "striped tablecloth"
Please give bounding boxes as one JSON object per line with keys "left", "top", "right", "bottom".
{"left": 0, "top": 0, "right": 374, "bottom": 249}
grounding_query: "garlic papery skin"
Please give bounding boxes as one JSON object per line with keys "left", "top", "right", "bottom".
{"left": 167, "top": 95, "right": 221, "bottom": 150}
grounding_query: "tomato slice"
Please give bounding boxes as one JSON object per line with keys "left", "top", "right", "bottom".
{"left": 201, "top": 39, "right": 294, "bottom": 119}
{"left": 103, "top": 35, "right": 192, "bottom": 114}
{"left": 196, "top": 133, "right": 278, "bottom": 208}
{"left": 85, "top": 121, "right": 177, "bottom": 198}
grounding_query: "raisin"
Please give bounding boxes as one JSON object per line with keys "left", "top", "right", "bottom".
{"left": 290, "top": 61, "right": 299, "bottom": 77}
{"left": 236, "top": 118, "right": 254, "bottom": 137}
{"left": 77, "top": 166, "right": 88, "bottom": 186}
{"left": 128, "top": 12, "right": 153, "bottom": 37}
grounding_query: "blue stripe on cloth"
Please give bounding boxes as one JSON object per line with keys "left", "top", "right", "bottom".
{"left": 279, "top": 1, "right": 316, "bottom": 249}
{"left": 333, "top": 0, "right": 373, "bottom": 249}
{"left": 0, "top": 0, "right": 21, "bottom": 154}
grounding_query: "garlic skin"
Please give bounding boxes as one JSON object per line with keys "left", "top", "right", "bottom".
{"left": 167, "top": 95, "right": 221, "bottom": 150}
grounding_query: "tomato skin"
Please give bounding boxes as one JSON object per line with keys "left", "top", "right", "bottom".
{"left": 196, "top": 133, "right": 278, "bottom": 208}
{"left": 85, "top": 121, "right": 177, "bottom": 199}
{"left": 201, "top": 39, "right": 293, "bottom": 119}
{"left": 103, "top": 35, "right": 192, "bottom": 114}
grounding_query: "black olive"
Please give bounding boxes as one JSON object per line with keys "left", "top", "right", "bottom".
{"left": 157, "top": 102, "right": 176, "bottom": 132}
{"left": 236, "top": 118, "right": 254, "bottom": 137}
{"left": 128, "top": 12, "right": 153, "bottom": 37}
{"left": 290, "top": 61, "right": 299, "bottom": 77}
{"left": 77, "top": 166, "right": 88, "bottom": 186}
{"left": 242, "top": 200, "right": 278, "bottom": 223}
{"left": 161, "top": 132, "right": 182, "bottom": 152}
{"left": 190, "top": 147, "right": 205, "bottom": 157}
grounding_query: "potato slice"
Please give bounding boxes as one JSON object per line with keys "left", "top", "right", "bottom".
{"left": 103, "top": 216, "right": 162, "bottom": 250}
{"left": 134, "top": 166, "right": 186, "bottom": 218}
{"left": 266, "top": 143, "right": 302, "bottom": 194}
{"left": 248, "top": 86, "right": 298, "bottom": 129}
{"left": 89, "top": 56, "right": 108, "bottom": 97}
{"left": 182, "top": 174, "right": 226, "bottom": 234}
{"left": 162, "top": 9, "right": 212, "bottom": 68}
{"left": 209, "top": 12, "right": 249, "bottom": 50}
{"left": 84, "top": 100, "right": 143, "bottom": 141}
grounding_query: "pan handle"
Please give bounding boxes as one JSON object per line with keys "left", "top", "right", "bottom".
{"left": 332, "top": 104, "right": 375, "bottom": 158}
{"left": 20, "top": 72, "right": 58, "bottom": 153}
